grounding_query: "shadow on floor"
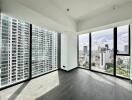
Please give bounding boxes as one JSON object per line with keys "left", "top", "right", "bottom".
{"left": 8, "top": 81, "right": 29, "bottom": 100}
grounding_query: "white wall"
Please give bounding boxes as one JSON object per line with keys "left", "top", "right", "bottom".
{"left": 67, "top": 32, "right": 77, "bottom": 70}
{"left": 61, "top": 32, "right": 77, "bottom": 71}
{"left": 61, "top": 33, "right": 68, "bottom": 70}
{"left": 130, "top": 24, "right": 132, "bottom": 80}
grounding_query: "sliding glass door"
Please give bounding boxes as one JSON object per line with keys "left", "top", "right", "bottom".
{"left": 91, "top": 28, "right": 114, "bottom": 74}
{"left": 79, "top": 33, "right": 89, "bottom": 69}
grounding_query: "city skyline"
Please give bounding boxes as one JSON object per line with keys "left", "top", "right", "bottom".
{"left": 79, "top": 26, "right": 128, "bottom": 52}
{"left": 79, "top": 25, "right": 130, "bottom": 77}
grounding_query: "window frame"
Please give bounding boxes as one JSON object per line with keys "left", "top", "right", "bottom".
{"left": 0, "top": 14, "right": 61, "bottom": 90}
{"left": 115, "top": 25, "right": 131, "bottom": 78}
{"left": 77, "top": 25, "right": 131, "bottom": 80}
{"left": 90, "top": 28, "right": 114, "bottom": 75}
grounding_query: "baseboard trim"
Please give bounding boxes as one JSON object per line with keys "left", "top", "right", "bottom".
{"left": 59, "top": 67, "right": 78, "bottom": 72}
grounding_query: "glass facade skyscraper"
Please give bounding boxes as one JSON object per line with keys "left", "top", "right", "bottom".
{"left": 0, "top": 14, "right": 30, "bottom": 88}
{"left": 32, "top": 25, "right": 58, "bottom": 77}
{"left": 0, "top": 14, "right": 59, "bottom": 89}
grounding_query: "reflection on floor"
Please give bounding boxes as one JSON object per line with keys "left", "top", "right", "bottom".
{"left": 0, "top": 68, "right": 132, "bottom": 100}
{"left": 91, "top": 66, "right": 106, "bottom": 72}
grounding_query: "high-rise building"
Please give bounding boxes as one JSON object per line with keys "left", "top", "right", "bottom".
{"left": 32, "top": 25, "right": 58, "bottom": 77}
{"left": 0, "top": 14, "right": 30, "bottom": 88}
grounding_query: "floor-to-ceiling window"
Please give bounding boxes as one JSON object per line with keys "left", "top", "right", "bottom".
{"left": 78, "top": 25, "right": 131, "bottom": 79}
{"left": 79, "top": 33, "right": 89, "bottom": 69}
{"left": 116, "top": 25, "right": 130, "bottom": 78}
{"left": 32, "top": 25, "right": 58, "bottom": 77}
{"left": 0, "top": 13, "right": 59, "bottom": 89}
{"left": 91, "top": 28, "right": 114, "bottom": 74}
{"left": 0, "top": 14, "right": 30, "bottom": 88}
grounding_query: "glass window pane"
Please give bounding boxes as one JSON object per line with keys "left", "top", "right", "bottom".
{"left": 116, "top": 56, "right": 130, "bottom": 78}
{"left": 117, "top": 25, "right": 129, "bottom": 54}
{"left": 91, "top": 28, "right": 114, "bottom": 74}
{"left": 32, "top": 25, "right": 58, "bottom": 77}
{"left": 79, "top": 33, "right": 89, "bottom": 69}
{"left": 0, "top": 14, "right": 30, "bottom": 88}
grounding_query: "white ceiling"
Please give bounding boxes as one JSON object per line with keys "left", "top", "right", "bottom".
{"left": 17, "top": 0, "right": 131, "bottom": 22}
{"left": 50, "top": 0, "right": 131, "bottom": 21}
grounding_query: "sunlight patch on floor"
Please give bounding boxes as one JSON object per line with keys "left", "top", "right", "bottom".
{"left": 0, "top": 71, "right": 60, "bottom": 100}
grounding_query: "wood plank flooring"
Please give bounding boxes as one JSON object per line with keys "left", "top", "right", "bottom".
{"left": 0, "top": 68, "right": 132, "bottom": 100}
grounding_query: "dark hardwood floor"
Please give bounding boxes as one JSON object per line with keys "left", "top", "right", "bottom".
{"left": 37, "top": 68, "right": 132, "bottom": 100}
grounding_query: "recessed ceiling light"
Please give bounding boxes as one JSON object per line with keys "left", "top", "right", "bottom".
{"left": 113, "top": 5, "right": 117, "bottom": 10}
{"left": 66, "top": 8, "right": 70, "bottom": 12}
